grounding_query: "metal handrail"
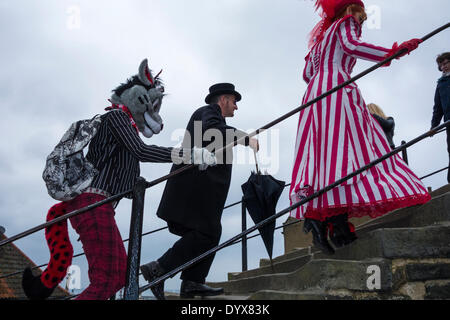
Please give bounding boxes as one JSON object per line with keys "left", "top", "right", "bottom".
{"left": 58, "top": 20, "right": 450, "bottom": 298}
{"left": 0, "top": 194, "right": 248, "bottom": 280}
{"left": 238, "top": 152, "right": 449, "bottom": 270}
{"left": 0, "top": 225, "right": 170, "bottom": 281}
{"left": 221, "top": 123, "right": 450, "bottom": 272}
{"left": 138, "top": 121, "right": 450, "bottom": 294}
{"left": 0, "top": 179, "right": 253, "bottom": 281}
{"left": 0, "top": 182, "right": 257, "bottom": 282}
{"left": 3, "top": 134, "right": 444, "bottom": 283}
{"left": 0, "top": 191, "right": 130, "bottom": 248}
{"left": 420, "top": 166, "right": 449, "bottom": 180}
{"left": 63, "top": 126, "right": 450, "bottom": 299}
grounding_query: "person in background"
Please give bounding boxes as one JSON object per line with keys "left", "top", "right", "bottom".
{"left": 367, "top": 103, "right": 396, "bottom": 150}
{"left": 431, "top": 52, "right": 450, "bottom": 183}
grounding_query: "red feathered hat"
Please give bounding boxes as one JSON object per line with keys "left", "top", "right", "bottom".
{"left": 309, "top": 0, "right": 365, "bottom": 48}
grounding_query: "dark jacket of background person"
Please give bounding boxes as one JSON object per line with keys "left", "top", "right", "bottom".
{"left": 156, "top": 104, "right": 249, "bottom": 238}
{"left": 371, "top": 114, "right": 396, "bottom": 150}
{"left": 431, "top": 74, "right": 450, "bottom": 128}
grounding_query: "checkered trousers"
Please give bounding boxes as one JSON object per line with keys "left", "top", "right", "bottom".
{"left": 67, "top": 193, "right": 127, "bottom": 300}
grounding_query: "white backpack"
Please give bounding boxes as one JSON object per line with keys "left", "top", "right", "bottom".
{"left": 42, "top": 116, "right": 102, "bottom": 201}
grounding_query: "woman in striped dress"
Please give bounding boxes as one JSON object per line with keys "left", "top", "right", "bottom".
{"left": 289, "top": 0, "right": 431, "bottom": 254}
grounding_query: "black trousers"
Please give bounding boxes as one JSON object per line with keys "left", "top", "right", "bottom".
{"left": 157, "top": 222, "right": 220, "bottom": 283}
{"left": 447, "top": 128, "right": 450, "bottom": 183}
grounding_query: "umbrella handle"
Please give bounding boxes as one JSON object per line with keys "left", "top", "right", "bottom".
{"left": 253, "top": 149, "right": 261, "bottom": 175}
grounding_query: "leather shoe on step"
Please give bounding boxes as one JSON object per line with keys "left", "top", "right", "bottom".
{"left": 140, "top": 261, "right": 166, "bottom": 300}
{"left": 180, "top": 280, "right": 224, "bottom": 298}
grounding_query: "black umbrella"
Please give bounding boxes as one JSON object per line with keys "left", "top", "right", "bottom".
{"left": 241, "top": 153, "right": 285, "bottom": 260}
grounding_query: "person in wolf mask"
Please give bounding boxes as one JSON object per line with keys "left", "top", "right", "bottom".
{"left": 22, "top": 59, "right": 216, "bottom": 300}
{"left": 141, "top": 83, "right": 259, "bottom": 300}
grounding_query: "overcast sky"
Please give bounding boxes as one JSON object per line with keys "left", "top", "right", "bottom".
{"left": 0, "top": 0, "right": 449, "bottom": 296}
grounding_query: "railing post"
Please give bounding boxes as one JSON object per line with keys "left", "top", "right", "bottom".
{"left": 241, "top": 198, "right": 248, "bottom": 272}
{"left": 123, "top": 177, "right": 147, "bottom": 300}
{"left": 401, "top": 140, "right": 409, "bottom": 165}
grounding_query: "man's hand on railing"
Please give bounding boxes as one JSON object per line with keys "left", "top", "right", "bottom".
{"left": 191, "top": 147, "right": 217, "bottom": 171}
{"left": 429, "top": 128, "right": 436, "bottom": 137}
{"left": 428, "top": 126, "right": 447, "bottom": 138}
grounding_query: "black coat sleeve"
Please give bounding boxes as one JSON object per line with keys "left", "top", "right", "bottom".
{"left": 431, "top": 86, "right": 444, "bottom": 129}
{"left": 372, "top": 114, "right": 394, "bottom": 133}
{"left": 201, "top": 106, "right": 250, "bottom": 147}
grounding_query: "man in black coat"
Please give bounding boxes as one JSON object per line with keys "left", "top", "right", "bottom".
{"left": 141, "top": 83, "right": 259, "bottom": 299}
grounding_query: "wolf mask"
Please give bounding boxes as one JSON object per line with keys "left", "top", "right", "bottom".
{"left": 110, "top": 59, "right": 165, "bottom": 138}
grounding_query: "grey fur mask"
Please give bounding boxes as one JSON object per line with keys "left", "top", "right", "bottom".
{"left": 111, "top": 59, "right": 165, "bottom": 138}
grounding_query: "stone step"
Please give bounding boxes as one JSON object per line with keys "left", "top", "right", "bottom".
{"left": 259, "top": 247, "right": 310, "bottom": 268}
{"left": 429, "top": 183, "right": 450, "bottom": 198}
{"left": 208, "top": 258, "right": 393, "bottom": 295}
{"left": 248, "top": 289, "right": 354, "bottom": 300}
{"left": 209, "top": 225, "right": 450, "bottom": 295}
{"left": 314, "top": 224, "right": 450, "bottom": 261}
{"left": 228, "top": 254, "right": 312, "bottom": 281}
{"left": 211, "top": 258, "right": 450, "bottom": 299}
{"left": 167, "top": 294, "right": 250, "bottom": 301}
{"left": 260, "top": 191, "right": 450, "bottom": 273}
{"left": 356, "top": 192, "right": 450, "bottom": 234}
{"left": 424, "top": 279, "right": 450, "bottom": 299}
{"left": 395, "top": 279, "right": 450, "bottom": 300}
{"left": 392, "top": 258, "right": 450, "bottom": 299}
{"left": 249, "top": 279, "right": 450, "bottom": 300}
{"left": 228, "top": 223, "right": 450, "bottom": 285}
{"left": 236, "top": 224, "right": 450, "bottom": 280}
{"left": 393, "top": 258, "right": 450, "bottom": 284}
{"left": 247, "top": 289, "right": 412, "bottom": 300}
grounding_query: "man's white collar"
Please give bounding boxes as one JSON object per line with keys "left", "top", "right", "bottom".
{"left": 444, "top": 72, "right": 450, "bottom": 77}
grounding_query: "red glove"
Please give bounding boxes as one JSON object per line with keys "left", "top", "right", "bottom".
{"left": 383, "top": 38, "right": 422, "bottom": 67}
{"left": 397, "top": 38, "right": 422, "bottom": 57}
{"left": 382, "top": 43, "right": 398, "bottom": 67}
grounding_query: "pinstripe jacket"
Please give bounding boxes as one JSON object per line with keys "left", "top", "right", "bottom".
{"left": 86, "top": 109, "right": 183, "bottom": 197}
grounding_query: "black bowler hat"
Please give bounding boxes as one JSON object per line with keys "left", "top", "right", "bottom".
{"left": 205, "top": 83, "right": 242, "bottom": 104}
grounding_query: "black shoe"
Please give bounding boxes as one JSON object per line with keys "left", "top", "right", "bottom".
{"left": 326, "top": 214, "right": 357, "bottom": 248}
{"left": 303, "top": 218, "right": 335, "bottom": 255}
{"left": 180, "top": 280, "right": 224, "bottom": 299}
{"left": 22, "top": 267, "right": 55, "bottom": 300}
{"left": 140, "top": 261, "right": 166, "bottom": 300}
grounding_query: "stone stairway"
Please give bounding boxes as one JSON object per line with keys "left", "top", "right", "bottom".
{"left": 205, "top": 184, "right": 450, "bottom": 300}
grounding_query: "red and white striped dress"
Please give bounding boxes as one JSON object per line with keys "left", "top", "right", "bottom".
{"left": 289, "top": 15, "right": 431, "bottom": 221}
